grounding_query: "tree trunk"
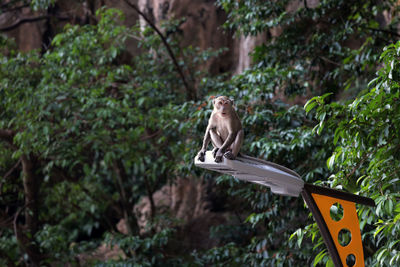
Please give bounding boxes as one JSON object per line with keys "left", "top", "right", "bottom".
{"left": 113, "top": 160, "right": 140, "bottom": 235}
{"left": 20, "top": 154, "right": 41, "bottom": 266}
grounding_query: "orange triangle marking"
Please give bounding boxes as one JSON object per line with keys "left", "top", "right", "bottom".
{"left": 312, "top": 193, "right": 365, "bottom": 267}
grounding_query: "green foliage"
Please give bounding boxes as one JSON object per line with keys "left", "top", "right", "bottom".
{"left": 191, "top": 242, "right": 247, "bottom": 266}
{"left": 307, "top": 40, "right": 400, "bottom": 266}
{"left": 0, "top": 7, "right": 217, "bottom": 265}
{"left": 209, "top": 1, "right": 400, "bottom": 266}
{"left": 31, "top": 0, "right": 56, "bottom": 11}
{"left": 2, "top": 1, "right": 400, "bottom": 266}
{"left": 98, "top": 228, "right": 177, "bottom": 266}
{"left": 218, "top": 0, "right": 399, "bottom": 98}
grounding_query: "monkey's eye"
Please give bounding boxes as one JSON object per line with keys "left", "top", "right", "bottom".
{"left": 218, "top": 101, "right": 223, "bottom": 105}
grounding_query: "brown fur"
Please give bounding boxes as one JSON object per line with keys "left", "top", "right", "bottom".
{"left": 197, "top": 96, "right": 244, "bottom": 162}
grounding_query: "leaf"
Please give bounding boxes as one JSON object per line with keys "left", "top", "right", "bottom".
{"left": 394, "top": 213, "right": 400, "bottom": 223}
{"left": 326, "top": 259, "right": 335, "bottom": 267}
{"left": 377, "top": 248, "right": 388, "bottom": 263}
{"left": 304, "top": 100, "right": 318, "bottom": 113}
{"left": 52, "top": 34, "right": 63, "bottom": 46}
{"left": 333, "top": 128, "right": 341, "bottom": 145}
{"left": 320, "top": 92, "right": 333, "bottom": 100}
{"left": 317, "top": 121, "right": 325, "bottom": 135}
{"left": 374, "top": 224, "right": 386, "bottom": 239}
{"left": 110, "top": 47, "right": 118, "bottom": 58}
{"left": 327, "top": 153, "right": 335, "bottom": 169}
{"left": 314, "top": 250, "right": 326, "bottom": 267}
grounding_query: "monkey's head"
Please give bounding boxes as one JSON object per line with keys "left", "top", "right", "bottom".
{"left": 213, "top": 96, "right": 234, "bottom": 117}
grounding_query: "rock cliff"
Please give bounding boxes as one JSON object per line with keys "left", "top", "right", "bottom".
{"left": 1, "top": 0, "right": 258, "bottom": 74}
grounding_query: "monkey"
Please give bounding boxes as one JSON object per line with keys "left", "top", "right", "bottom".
{"left": 197, "top": 96, "right": 244, "bottom": 163}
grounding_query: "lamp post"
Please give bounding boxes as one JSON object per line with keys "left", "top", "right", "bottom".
{"left": 195, "top": 152, "right": 375, "bottom": 267}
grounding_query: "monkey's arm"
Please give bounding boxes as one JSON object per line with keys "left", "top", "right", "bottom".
{"left": 220, "top": 132, "right": 236, "bottom": 152}
{"left": 214, "top": 132, "right": 236, "bottom": 162}
{"left": 197, "top": 126, "right": 212, "bottom": 162}
{"left": 200, "top": 127, "right": 211, "bottom": 151}
{"left": 210, "top": 128, "right": 223, "bottom": 158}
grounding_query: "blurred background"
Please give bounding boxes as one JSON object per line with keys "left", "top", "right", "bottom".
{"left": 1, "top": 0, "right": 400, "bottom": 266}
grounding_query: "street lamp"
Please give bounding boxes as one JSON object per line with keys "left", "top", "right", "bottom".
{"left": 195, "top": 152, "right": 375, "bottom": 267}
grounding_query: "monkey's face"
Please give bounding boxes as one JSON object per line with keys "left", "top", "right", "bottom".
{"left": 213, "top": 96, "right": 232, "bottom": 117}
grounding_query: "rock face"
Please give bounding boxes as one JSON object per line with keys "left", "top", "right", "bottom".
{"left": 110, "top": 177, "right": 229, "bottom": 251}
{"left": 140, "top": 0, "right": 227, "bottom": 50}
{"left": 134, "top": 177, "right": 208, "bottom": 230}
{"left": 0, "top": 0, "right": 255, "bottom": 74}
{"left": 78, "top": 243, "right": 126, "bottom": 264}
{"left": 233, "top": 33, "right": 267, "bottom": 74}
{"left": 139, "top": 0, "right": 235, "bottom": 73}
{"left": 0, "top": 7, "right": 47, "bottom": 52}
{"left": 90, "top": 177, "right": 228, "bottom": 261}
{"left": 133, "top": 177, "right": 227, "bottom": 249}
{"left": 2, "top": 0, "right": 397, "bottom": 77}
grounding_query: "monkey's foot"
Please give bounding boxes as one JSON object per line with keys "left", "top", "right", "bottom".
{"left": 224, "top": 151, "right": 235, "bottom": 160}
{"left": 212, "top": 147, "right": 219, "bottom": 158}
{"left": 197, "top": 151, "right": 206, "bottom": 162}
{"left": 214, "top": 155, "right": 223, "bottom": 163}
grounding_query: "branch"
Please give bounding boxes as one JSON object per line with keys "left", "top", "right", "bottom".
{"left": 13, "top": 202, "right": 31, "bottom": 266}
{"left": 0, "top": 3, "right": 29, "bottom": 13}
{"left": 304, "top": 0, "right": 309, "bottom": 10}
{"left": 345, "top": 150, "right": 371, "bottom": 179}
{"left": 13, "top": 201, "right": 44, "bottom": 265}
{"left": 122, "top": 0, "right": 197, "bottom": 101}
{"left": 0, "top": 209, "right": 14, "bottom": 229}
{"left": 143, "top": 174, "right": 156, "bottom": 221}
{"left": 140, "top": 129, "right": 161, "bottom": 141}
{"left": 1, "top": 0, "right": 22, "bottom": 9}
{"left": 113, "top": 160, "right": 140, "bottom": 235}
{"left": 0, "top": 158, "right": 22, "bottom": 193}
{"left": 0, "top": 15, "right": 70, "bottom": 32}
{"left": 0, "top": 129, "right": 13, "bottom": 138}
{"left": 319, "top": 55, "right": 341, "bottom": 66}
{"left": 0, "top": 129, "right": 14, "bottom": 143}
{"left": 19, "top": 155, "right": 43, "bottom": 265}
{"left": 364, "top": 26, "right": 400, "bottom": 38}
{"left": 21, "top": 155, "right": 39, "bottom": 234}
{"left": 3, "top": 158, "right": 21, "bottom": 180}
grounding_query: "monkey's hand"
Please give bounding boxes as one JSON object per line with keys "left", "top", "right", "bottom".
{"left": 197, "top": 150, "right": 206, "bottom": 162}
{"left": 212, "top": 147, "right": 219, "bottom": 158}
{"left": 214, "top": 149, "right": 224, "bottom": 163}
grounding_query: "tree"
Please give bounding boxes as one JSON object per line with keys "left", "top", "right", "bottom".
{"left": 191, "top": 0, "right": 400, "bottom": 266}
{"left": 0, "top": 7, "right": 218, "bottom": 265}
{"left": 306, "top": 40, "right": 400, "bottom": 266}
{"left": 2, "top": 1, "right": 400, "bottom": 266}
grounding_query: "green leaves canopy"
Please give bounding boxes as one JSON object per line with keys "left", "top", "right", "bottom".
{"left": 308, "top": 40, "right": 400, "bottom": 266}
{"left": 2, "top": 1, "right": 400, "bottom": 266}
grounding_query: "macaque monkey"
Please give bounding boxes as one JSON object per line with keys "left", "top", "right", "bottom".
{"left": 197, "top": 96, "right": 244, "bottom": 163}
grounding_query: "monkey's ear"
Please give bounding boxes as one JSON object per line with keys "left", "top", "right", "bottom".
{"left": 230, "top": 98, "right": 235, "bottom": 105}
{"left": 212, "top": 96, "right": 220, "bottom": 105}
